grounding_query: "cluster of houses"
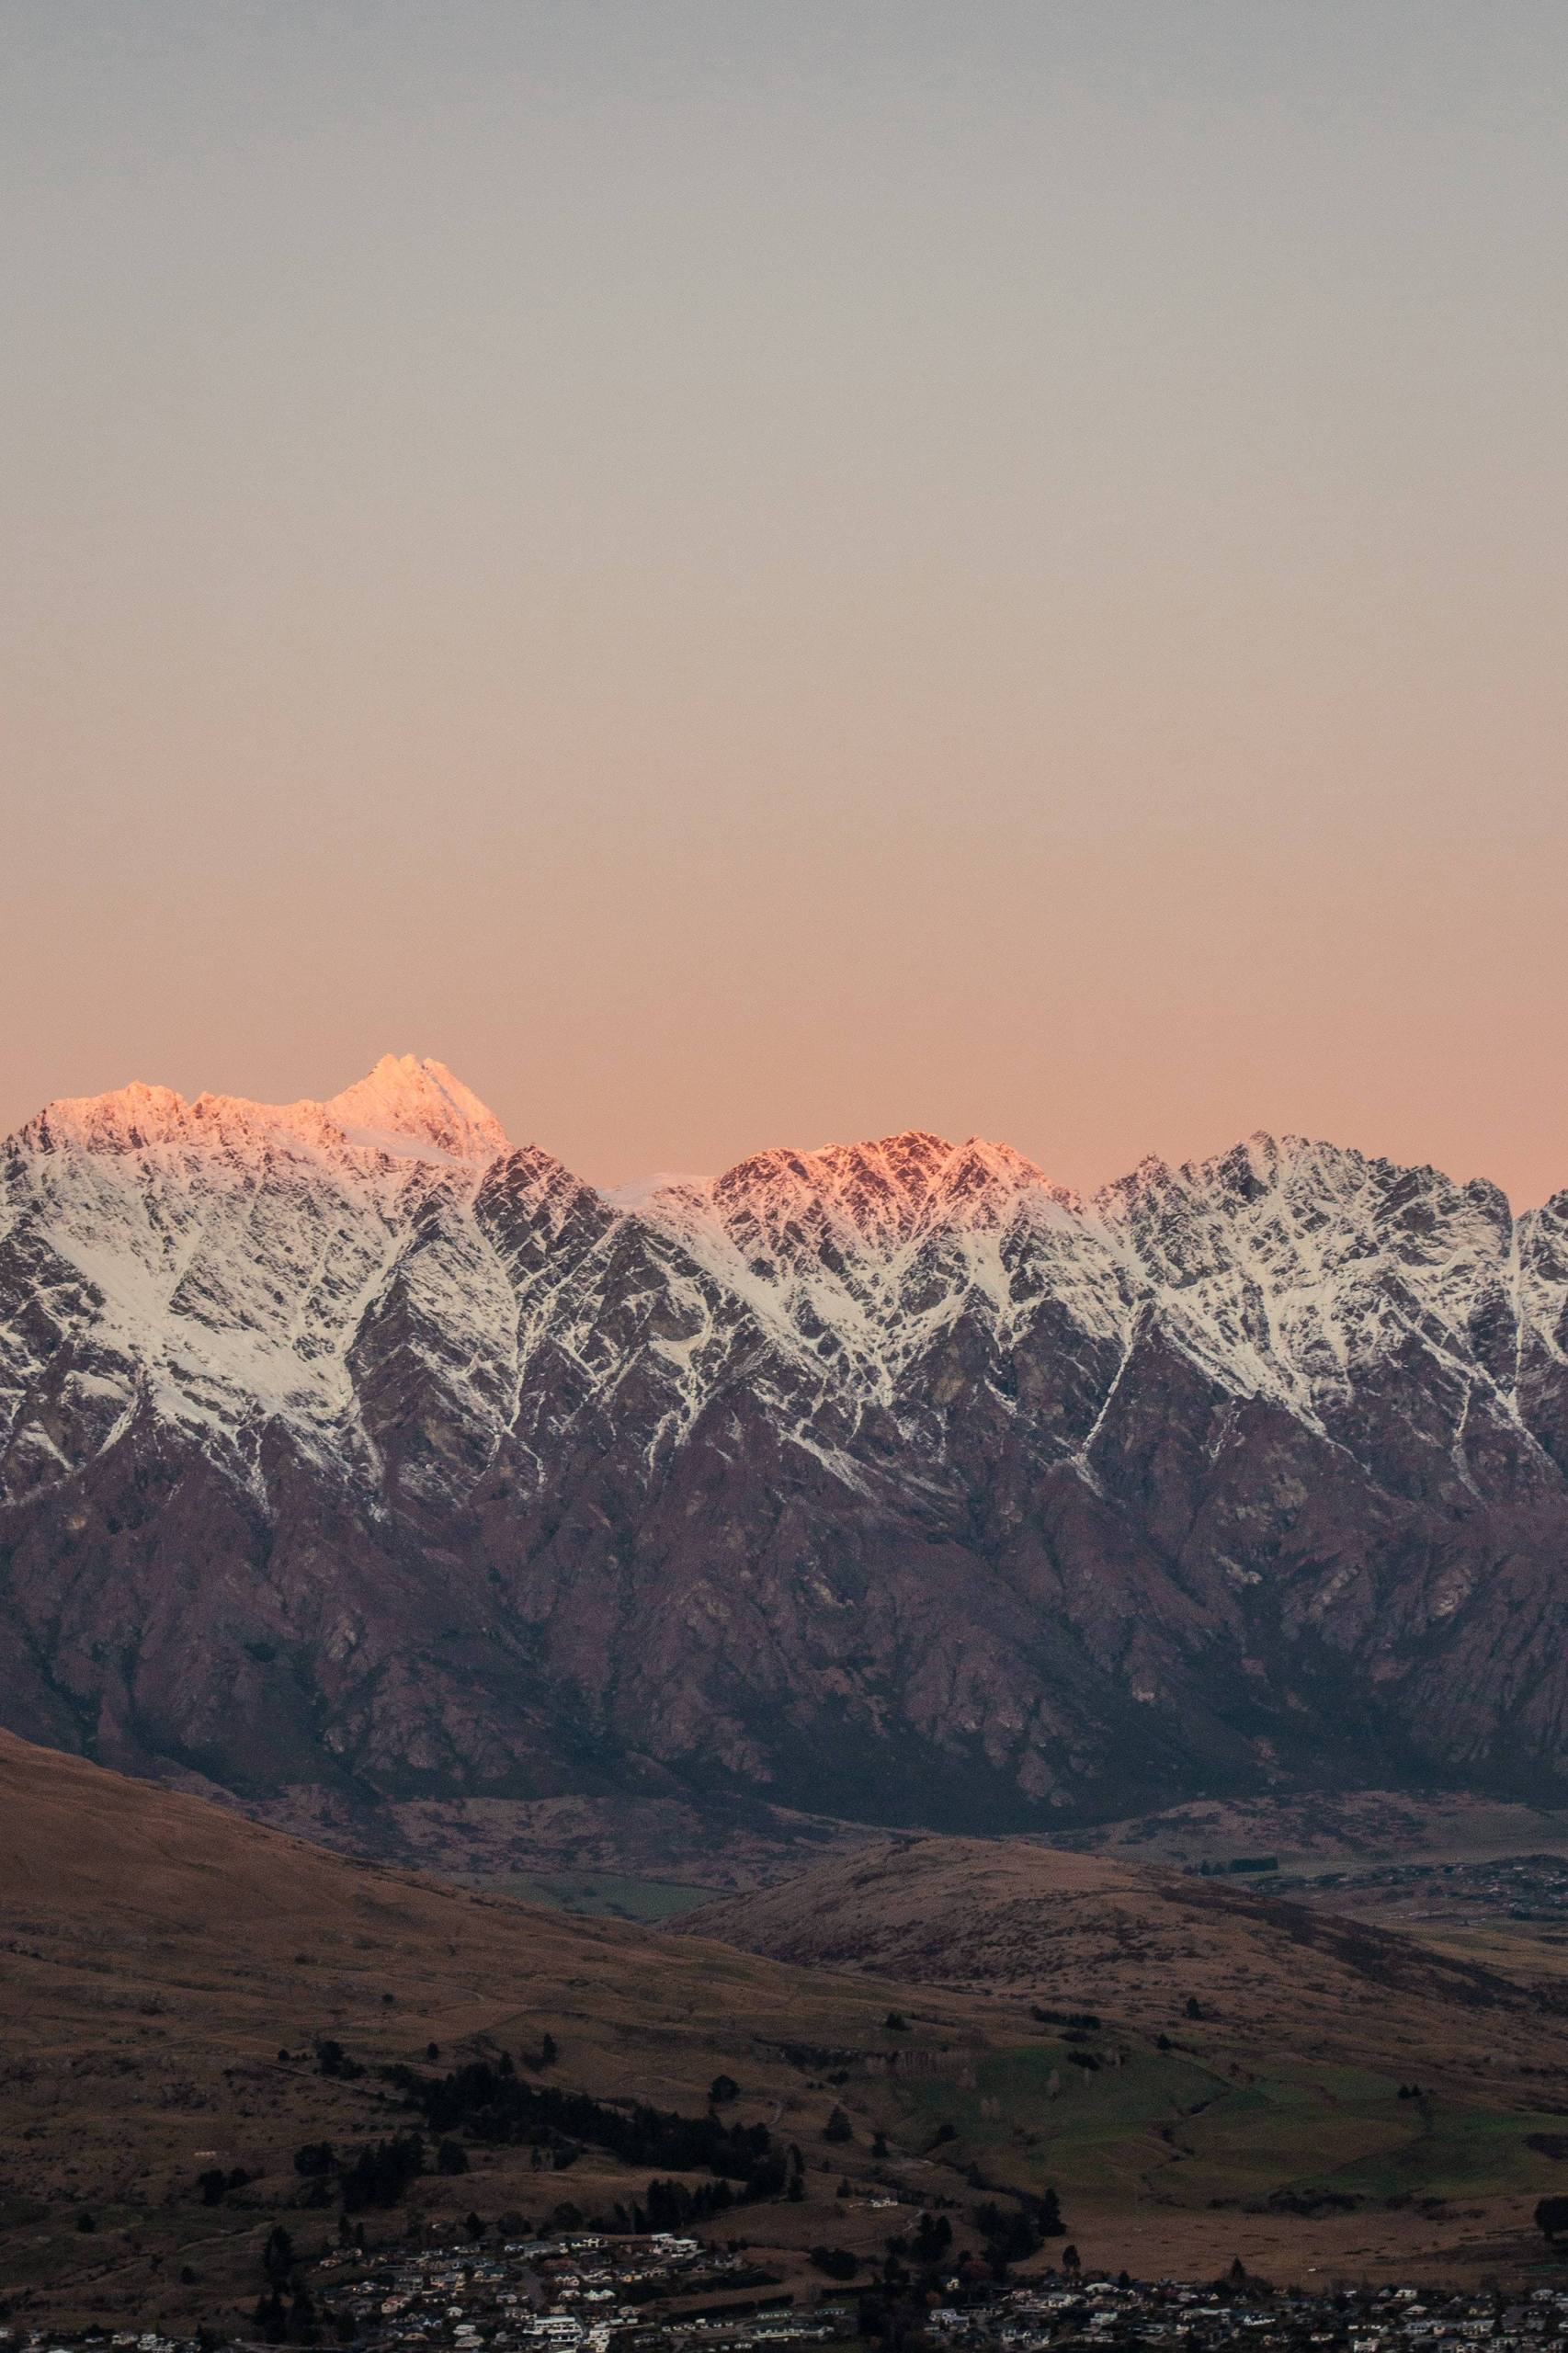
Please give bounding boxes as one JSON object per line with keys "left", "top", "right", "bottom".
{"left": 309, "top": 2232, "right": 836, "bottom": 2353}
{"left": 12, "top": 2245, "right": 1568, "bottom": 2353}
{"left": 926, "top": 2278, "right": 1568, "bottom": 2351}
{"left": 1278, "top": 1855, "right": 1568, "bottom": 1924}
{"left": 301, "top": 2249, "right": 1568, "bottom": 2353}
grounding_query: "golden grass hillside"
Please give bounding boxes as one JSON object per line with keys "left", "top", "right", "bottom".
{"left": 0, "top": 1735, "right": 994, "bottom": 2330}
{"left": 679, "top": 1836, "right": 1568, "bottom": 2284}
{"left": 678, "top": 1833, "right": 1568, "bottom": 2094}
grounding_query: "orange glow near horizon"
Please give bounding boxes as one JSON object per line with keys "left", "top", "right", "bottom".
{"left": 6, "top": 6, "right": 1568, "bottom": 1207}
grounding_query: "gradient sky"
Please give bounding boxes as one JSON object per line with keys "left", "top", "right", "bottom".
{"left": 5, "top": 4, "right": 1568, "bottom": 1200}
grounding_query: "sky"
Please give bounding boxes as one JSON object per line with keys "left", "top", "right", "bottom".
{"left": 4, "top": 4, "right": 1567, "bottom": 1202}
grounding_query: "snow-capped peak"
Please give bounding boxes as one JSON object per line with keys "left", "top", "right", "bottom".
{"left": 604, "top": 1171, "right": 715, "bottom": 1212}
{"left": 324, "top": 1055, "right": 508, "bottom": 1165}
{"left": 18, "top": 1056, "right": 508, "bottom": 1172}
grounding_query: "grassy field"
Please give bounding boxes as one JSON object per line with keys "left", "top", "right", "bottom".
{"left": 17, "top": 1736, "right": 1568, "bottom": 2325}
{"left": 1078, "top": 1794, "right": 1568, "bottom": 1879}
{"left": 885, "top": 2040, "right": 1568, "bottom": 2216}
{"left": 452, "top": 1868, "right": 715, "bottom": 1921}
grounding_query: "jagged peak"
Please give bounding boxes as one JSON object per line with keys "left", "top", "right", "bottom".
{"left": 21, "top": 1081, "right": 197, "bottom": 1154}
{"left": 604, "top": 1170, "right": 715, "bottom": 1212}
{"left": 16, "top": 1054, "right": 508, "bottom": 1170}
{"left": 324, "top": 1053, "right": 508, "bottom": 1165}
{"left": 666, "top": 1126, "right": 1070, "bottom": 1250}
{"left": 930, "top": 1135, "right": 1077, "bottom": 1222}
{"left": 1094, "top": 1152, "right": 1176, "bottom": 1213}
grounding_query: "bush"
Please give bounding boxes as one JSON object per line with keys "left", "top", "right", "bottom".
{"left": 810, "top": 2246, "right": 859, "bottom": 2280}
{"left": 640, "top": 2177, "right": 739, "bottom": 2232}
{"left": 197, "top": 2167, "right": 248, "bottom": 2207}
{"left": 1537, "top": 2196, "right": 1568, "bottom": 2245}
{"left": 392, "top": 2057, "right": 781, "bottom": 2193}
{"left": 974, "top": 2199, "right": 1051, "bottom": 2273}
{"left": 912, "top": 2212, "right": 952, "bottom": 2265}
{"left": 315, "top": 2040, "right": 363, "bottom": 2082}
{"left": 340, "top": 2135, "right": 426, "bottom": 2214}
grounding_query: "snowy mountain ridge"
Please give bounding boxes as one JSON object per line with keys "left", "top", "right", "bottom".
{"left": 2, "top": 1056, "right": 1562, "bottom": 1506}
{"left": 5, "top": 1054, "right": 1568, "bottom": 1823}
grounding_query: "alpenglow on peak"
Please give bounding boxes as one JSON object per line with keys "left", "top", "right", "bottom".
{"left": 324, "top": 1053, "right": 509, "bottom": 1164}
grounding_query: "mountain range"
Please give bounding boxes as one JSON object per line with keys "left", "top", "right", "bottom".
{"left": 5, "top": 1051, "right": 1568, "bottom": 1827}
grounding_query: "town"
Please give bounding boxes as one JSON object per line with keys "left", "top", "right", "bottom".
{"left": 11, "top": 2232, "right": 1568, "bottom": 2353}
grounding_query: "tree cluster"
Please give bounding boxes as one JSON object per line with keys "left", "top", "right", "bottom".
{"left": 389, "top": 2056, "right": 785, "bottom": 2197}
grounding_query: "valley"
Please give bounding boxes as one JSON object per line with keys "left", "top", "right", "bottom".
{"left": 9, "top": 1737, "right": 1568, "bottom": 2341}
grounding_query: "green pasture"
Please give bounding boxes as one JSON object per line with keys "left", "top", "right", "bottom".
{"left": 457, "top": 1869, "right": 715, "bottom": 1921}
{"left": 886, "top": 2040, "right": 1568, "bottom": 2211}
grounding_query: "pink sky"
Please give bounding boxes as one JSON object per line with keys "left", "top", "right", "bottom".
{"left": 6, "top": 6, "right": 1568, "bottom": 1204}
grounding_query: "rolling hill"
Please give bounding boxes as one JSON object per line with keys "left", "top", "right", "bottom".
{"left": 678, "top": 1833, "right": 1568, "bottom": 2280}
{"left": 10, "top": 1741, "right": 1568, "bottom": 2320}
{"left": 0, "top": 1733, "right": 987, "bottom": 2330}
{"left": 679, "top": 1835, "right": 1568, "bottom": 2084}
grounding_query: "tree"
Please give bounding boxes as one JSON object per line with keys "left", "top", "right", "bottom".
{"left": 1537, "top": 2197, "right": 1568, "bottom": 2245}
{"left": 811, "top": 2246, "right": 860, "bottom": 2280}
{"left": 884, "top": 2011, "right": 909, "bottom": 2032}
{"left": 824, "top": 2106, "right": 854, "bottom": 2143}
{"left": 974, "top": 2201, "right": 1043, "bottom": 2275}
{"left": 340, "top": 2134, "right": 426, "bottom": 2214}
{"left": 264, "top": 2225, "right": 295, "bottom": 2286}
{"left": 710, "top": 2075, "right": 740, "bottom": 2105}
{"left": 286, "top": 2285, "right": 320, "bottom": 2346}
{"left": 912, "top": 2212, "right": 952, "bottom": 2266}
{"left": 253, "top": 2291, "right": 288, "bottom": 2345}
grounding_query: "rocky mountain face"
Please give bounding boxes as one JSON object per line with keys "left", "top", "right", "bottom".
{"left": 4, "top": 1052, "right": 1568, "bottom": 1827}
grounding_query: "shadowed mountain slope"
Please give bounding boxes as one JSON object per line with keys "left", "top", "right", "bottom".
{"left": 7, "top": 1061, "right": 1568, "bottom": 1827}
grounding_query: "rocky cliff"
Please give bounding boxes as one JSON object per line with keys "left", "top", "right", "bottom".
{"left": 5, "top": 1054, "right": 1568, "bottom": 1824}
